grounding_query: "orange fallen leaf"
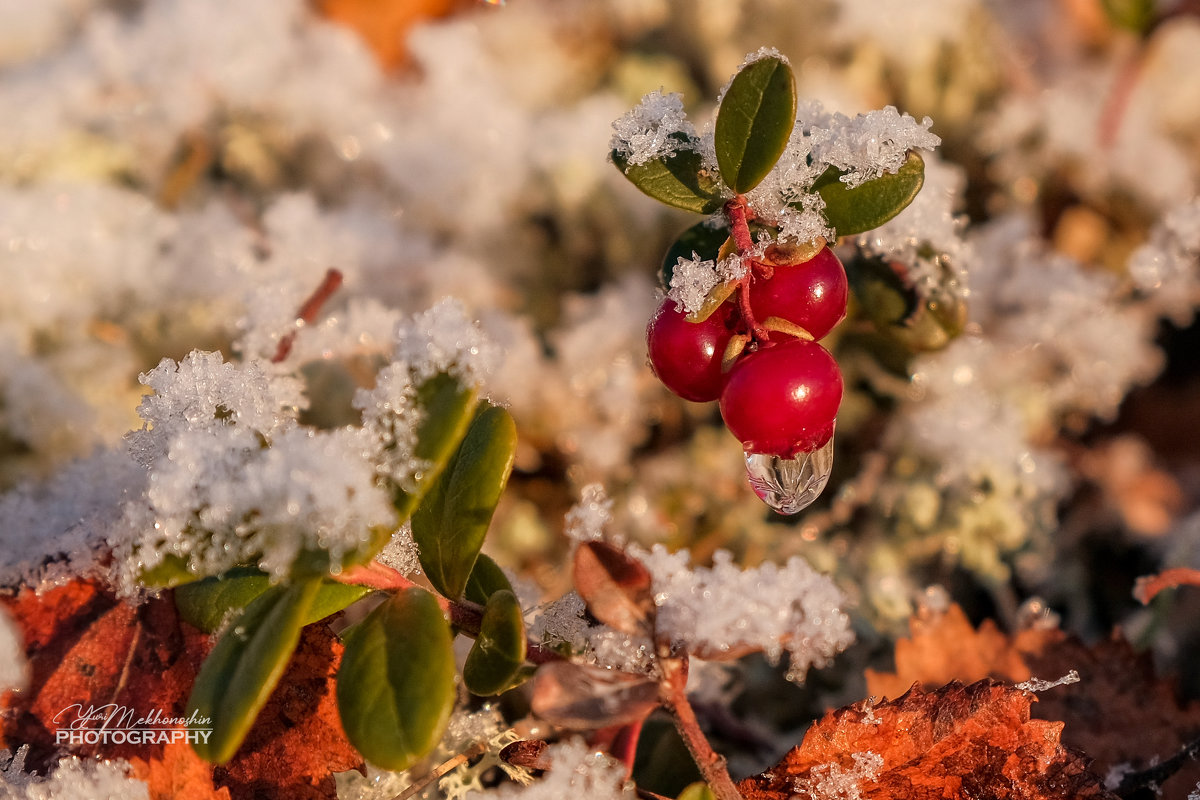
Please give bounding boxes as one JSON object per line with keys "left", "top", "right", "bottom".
{"left": 738, "top": 680, "right": 1114, "bottom": 800}
{"left": 315, "top": 0, "right": 465, "bottom": 71}
{"left": 864, "top": 603, "right": 1059, "bottom": 701}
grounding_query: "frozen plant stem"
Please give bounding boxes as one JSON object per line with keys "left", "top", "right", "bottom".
{"left": 658, "top": 654, "right": 743, "bottom": 800}
{"left": 725, "top": 198, "right": 769, "bottom": 342}
{"left": 271, "top": 267, "right": 344, "bottom": 363}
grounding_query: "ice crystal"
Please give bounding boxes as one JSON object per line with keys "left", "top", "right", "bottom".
{"left": 637, "top": 546, "right": 853, "bottom": 680}
{"left": 666, "top": 251, "right": 748, "bottom": 315}
{"left": 0, "top": 753, "right": 148, "bottom": 800}
{"left": 563, "top": 483, "right": 615, "bottom": 543}
{"left": 374, "top": 521, "right": 421, "bottom": 576}
{"left": 353, "top": 361, "right": 425, "bottom": 489}
{"left": 793, "top": 751, "right": 884, "bottom": 800}
{"left": 0, "top": 449, "right": 145, "bottom": 589}
{"left": 811, "top": 106, "right": 940, "bottom": 188}
{"left": 609, "top": 90, "right": 696, "bottom": 167}
{"left": 393, "top": 298, "right": 500, "bottom": 387}
{"left": 128, "top": 350, "right": 304, "bottom": 467}
{"left": 1016, "top": 669, "right": 1080, "bottom": 693}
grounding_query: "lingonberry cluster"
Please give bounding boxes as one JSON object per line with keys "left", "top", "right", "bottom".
{"left": 647, "top": 198, "right": 847, "bottom": 460}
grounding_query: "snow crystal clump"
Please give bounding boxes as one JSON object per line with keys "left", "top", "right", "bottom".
{"left": 638, "top": 546, "right": 853, "bottom": 681}
{"left": 115, "top": 350, "right": 393, "bottom": 585}
{"left": 609, "top": 90, "right": 696, "bottom": 167}
{"left": 393, "top": 298, "right": 500, "bottom": 387}
{"left": 128, "top": 350, "right": 303, "bottom": 467}
{"left": 469, "top": 739, "right": 632, "bottom": 799}
{"left": 667, "top": 251, "right": 748, "bottom": 315}
{"left": 811, "top": 106, "right": 940, "bottom": 188}
{"left": 563, "top": 483, "right": 615, "bottom": 543}
{"left": 1, "top": 752, "right": 148, "bottom": 800}
{"left": 0, "top": 448, "right": 145, "bottom": 589}
{"left": 375, "top": 522, "right": 421, "bottom": 576}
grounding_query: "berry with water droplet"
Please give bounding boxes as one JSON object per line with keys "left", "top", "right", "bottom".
{"left": 719, "top": 338, "right": 842, "bottom": 458}
{"left": 646, "top": 298, "right": 735, "bottom": 402}
{"left": 749, "top": 245, "right": 848, "bottom": 340}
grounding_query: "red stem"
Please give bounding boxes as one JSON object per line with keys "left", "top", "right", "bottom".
{"left": 272, "top": 267, "right": 344, "bottom": 363}
{"left": 658, "top": 656, "right": 743, "bottom": 800}
{"left": 724, "top": 198, "right": 769, "bottom": 344}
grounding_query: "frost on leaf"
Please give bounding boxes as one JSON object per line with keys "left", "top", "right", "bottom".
{"left": 609, "top": 90, "right": 697, "bottom": 168}
{"left": 738, "top": 681, "right": 1115, "bottom": 800}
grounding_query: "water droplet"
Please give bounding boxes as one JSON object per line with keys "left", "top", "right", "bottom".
{"left": 744, "top": 433, "right": 835, "bottom": 514}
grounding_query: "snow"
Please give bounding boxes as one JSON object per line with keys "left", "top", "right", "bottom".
{"left": 0, "top": 751, "right": 148, "bottom": 800}
{"left": 609, "top": 90, "right": 697, "bottom": 167}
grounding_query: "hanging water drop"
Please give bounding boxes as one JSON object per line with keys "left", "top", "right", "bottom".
{"left": 744, "top": 431, "right": 835, "bottom": 514}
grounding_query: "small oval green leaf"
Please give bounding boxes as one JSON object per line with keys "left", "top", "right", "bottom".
{"left": 463, "top": 589, "right": 527, "bottom": 696}
{"left": 412, "top": 404, "right": 517, "bottom": 600}
{"left": 390, "top": 372, "right": 479, "bottom": 523}
{"left": 337, "top": 588, "right": 457, "bottom": 771}
{"left": 139, "top": 553, "right": 197, "bottom": 588}
{"left": 714, "top": 55, "right": 797, "bottom": 194}
{"left": 612, "top": 138, "right": 725, "bottom": 214}
{"left": 464, "top": 553, "right": 514, "bottom": 606}
{"left": 176, "top": 569, "right": 373, "bottom": 633}
{"left": 660, "top": 221, "right": 731, "bottom": 289}
{"left": 814, "top": 151, "right": 926, "bottom": 238}
{"left": 188, "top": 578, "right": 322, "bottom": 763}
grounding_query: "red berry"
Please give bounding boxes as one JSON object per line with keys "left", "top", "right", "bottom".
{"left": 719, "top": 338, "right": 842, "bottom": 457}
{"left": 646, "top": 299, "right": 735, "bottom": 402}
{"left": 748, "top": 246, "right": 848, "bottom": 340}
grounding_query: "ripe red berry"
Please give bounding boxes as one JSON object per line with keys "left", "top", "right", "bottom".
{"left": 748, "top": 245, "right": 848, "bottom": 340}
{"left": 719, "top": 338, "right": 842, "bottom": 457}
{"left": 646, "top": 298, "right": 735, "bottom": 402}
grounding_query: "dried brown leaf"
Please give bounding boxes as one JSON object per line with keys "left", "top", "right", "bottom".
{"left": 573, "top": 541, "right": 656, "bottom": 637}
{"left": 530, "top": 661, "right": 659, "bottom": 730}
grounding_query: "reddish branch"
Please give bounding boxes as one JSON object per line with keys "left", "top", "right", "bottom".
{"left": 725, "top": 197, "right": 770, "bottom": 343}
{"left": 271, "top": 268, "right": 344, "bottom": 363}
{"left": 1133, "top": 566, "right": 1200, "bottom": 604}
{"left": 658, "top": 654, "right": 743, "bottom": 800}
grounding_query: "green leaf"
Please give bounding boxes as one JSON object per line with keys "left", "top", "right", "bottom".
{"left": 337, "top": 588, "right": 456, "bottom": 771}
{"left": 612, "top": 137, "right": 725, "bottom": 214}
{"left": 463, "top": 553, "right": 514, "bottom": 606}
{"left": 660, "top": 221, "right": 731, "bottom": 289}
{"left": 463, "top": 589, "right": 527, "bottom": 696}
{"left": 1101, "top": 0, "right": 1156, "bottom": 34}
{"left": 188, "top": 578, "right": 321, "bottom": 763}
{"left": 844, "top": 254, "right": 965, "bottom": 352}
{"left": 139, "top": 553, "right": 197, "bottom": 588}
{"left": 678, "top": 783, "right": 717, "bottom": 800}
{"left": 813, "top": 151, "right": 926, "bottom": 238}
{"left": 176, "top": 568, "right": 373, "bottom": 633}
{"left": 391, "top": 372, "right": 479, "bottom": 522}
{"left": 412, "top": 404, "right": 517, "bottom": 600}
{"left": 714, "top": 55, "right": 797, "bottom": 194}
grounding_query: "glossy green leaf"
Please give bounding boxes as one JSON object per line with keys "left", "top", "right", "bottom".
{"left": 412, "top": 404, "right": 517, "bottom": 600}
{"left": 659, "top": 221, "right": 731, "bottom": 289}
{"left": 188, "top": 578, "right": 321, "bottom": 763}
{"left": 176, "top": 568, "right": 373, "bottom": 633}
{"left": 678, "top": 783, "right": 717, "bottom": 800}
{"left": 714, "top": 55, "right": 796, "bottom": 194}
{"left": 463, "top": 589, "right": 527, "bottom": 696}
{"left": 612, "top": 137, "right": 725, "bottom": 214}
{"left": 812, "top": 151, "right": 926, "bottom": 238}
{"left": 464, "top": 553, "right": 514, "bottom": 606}
{"left": 391, "top": 372, "right": 479, "bottom": 522}
{"left": 337, "top": 588, "right": 456, "bottom": 771}
{"left": 1101, "top": 0, "right": 1156, "bottom": 34}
